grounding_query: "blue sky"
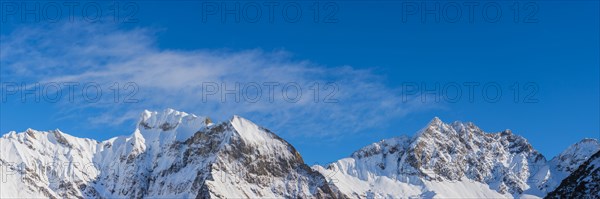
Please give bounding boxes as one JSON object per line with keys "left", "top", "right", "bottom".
{"left": 0, "top": 1, "right": 599, "bottom": 164}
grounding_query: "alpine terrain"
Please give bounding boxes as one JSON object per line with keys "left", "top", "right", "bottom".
{"left": 0, "top": 109, "right": 343, "bottom": 198}
{"left": 545, "top": 150, "right": 600, "bottom": 198}
{"left": 1, "top": 109, "right": 598, "bottom": 198}
{"left": 313, "top": 118, "right": 600, "bottom": 198}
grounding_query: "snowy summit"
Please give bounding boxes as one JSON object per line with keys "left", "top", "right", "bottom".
{"left": 1, "top": 110, "right": 598, "bottom": 199}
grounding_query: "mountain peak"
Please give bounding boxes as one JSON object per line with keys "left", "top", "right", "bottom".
{"left": 429, "top": 116, "right": 443, "bottom": 126}
{"left": 229, "top": 114, "right": 272, "bottom": 146}
{"left": 321, "top": 117, "right": 554, "bottom": 198}
{"left": 414, "top": 117, "right": 447, "bottom": 137}
{"left": 576, "top": 138, "right": 599, "bottom": 145}
{"left": 0, "top": 109, "right": 343, "bottom": 198}
{"left": 137, "top": 108, "right": 202, "bottom": 131}
{"left": 554, "top": 138, "right": 600, "bottom": 161}
{"left": 564, "top": 138, "right": 599, "bottom": 153}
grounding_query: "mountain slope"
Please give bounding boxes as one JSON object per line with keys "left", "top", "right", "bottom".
{"left": 314, "top": 118, "right": 599, "bottom": 198}
{"left": 0, "top": 109, "right": 344, "bottom": 198}
{"left": 2, "top": 112, "right": 597, "bottom": 198}
{"left": 545, "top": 150, "right": 600, "bottom": 199}
{"left": 539, "top": 138, "right": 600, "bottom": 193}
{"left": 1, "top": 129, "right": 100, "bottom": 198}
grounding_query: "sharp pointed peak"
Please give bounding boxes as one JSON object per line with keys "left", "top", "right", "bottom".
{"left": 230, "top": 115, "right": 255, "bottom": 125}
{"left": 430, "top": 116, "right": 443, "bottom": 124}
{"left": 424, "top": 117, "right": 445, "bottom": 128}
{"left": 229, "top": 115, "right": 259, "bottom": 128}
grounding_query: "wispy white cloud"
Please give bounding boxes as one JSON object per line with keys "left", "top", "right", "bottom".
{"left": 1, "top": 22, "right": 439, "bottom": 138}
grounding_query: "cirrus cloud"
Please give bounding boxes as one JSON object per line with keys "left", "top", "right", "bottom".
{"left": 0, "top": 22, "right": 438, "bottom": 138}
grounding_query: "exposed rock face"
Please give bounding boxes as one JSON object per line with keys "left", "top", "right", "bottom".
{"left": 407, "top": 118, "right": 546, "bottom": 193}
{"left": 0, "top": 109, "right": 345, "bottom": 198}
{"left": 314, "top": 117, "right": 599, "bottom": 198}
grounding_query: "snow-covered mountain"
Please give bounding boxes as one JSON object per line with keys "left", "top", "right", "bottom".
{"left": 545, "top": 150, "right": 600, "bottom": 198}
{"left": 1, "top": 110, "right": 598, "bottom": 198}
{"left": 541, "top": 138, "right": 600, "bottom": 193}
{"left": 0, "top": 109, "right": 343, "bottom": 198}
{"left": 313, "top": 117, "right": 600, "bottom": 198}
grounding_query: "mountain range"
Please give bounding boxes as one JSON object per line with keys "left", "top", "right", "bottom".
{"left": 1, "top": 109, "right": 598, "bottom": 198}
